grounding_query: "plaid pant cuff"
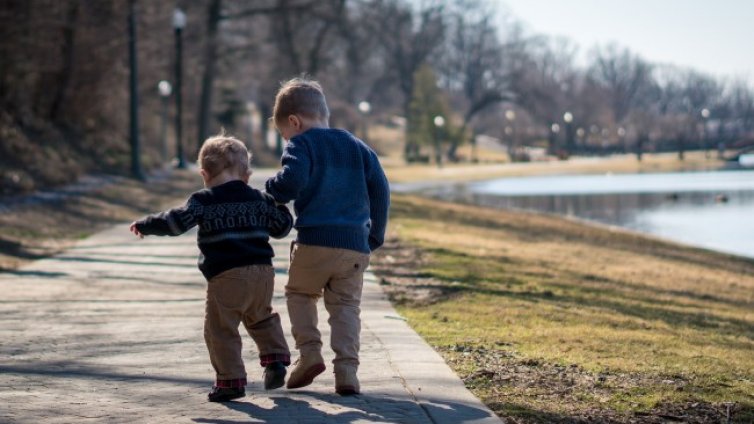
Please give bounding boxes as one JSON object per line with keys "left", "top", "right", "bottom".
{"left": 215, "top": 378, "right": 247, "bottom": 388}
{"left": 260, "top": 353, "right": 291, "bottom": 367}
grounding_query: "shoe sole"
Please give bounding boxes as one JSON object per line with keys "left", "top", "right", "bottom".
{"left": 208, "top": 392, "right": 245, "bottom": 402}
{"left": 335, "top": 386, "right": 360, "bottom": 396}
{"left": 264, "top": 371, "right": 286, "bottom": 390}
{"left": 286, "top": 363, "right": 326, "bottom": 389}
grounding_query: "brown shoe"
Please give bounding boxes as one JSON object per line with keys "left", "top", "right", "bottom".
{"left": 286, "top": 352, "right": 326, "bottom": 389}
{"left": 335, "top": 367, "right": 360, "bottom": 395}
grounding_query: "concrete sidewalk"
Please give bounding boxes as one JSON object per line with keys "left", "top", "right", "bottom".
{"left": 0, "top": 212, "right": 501, "bottom": 423}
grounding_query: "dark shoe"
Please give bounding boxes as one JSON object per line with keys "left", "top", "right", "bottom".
{"left": 286, "top": 353, "right": 326, "bottom": 389}
{"left": 335, "top": 367, "right": 360, "bottom": 396}
{"left": 208, "top": 386, "right": 245, "bottom": 402}
{"left": 264, "top": 362, "right": 287, "bottom": 390}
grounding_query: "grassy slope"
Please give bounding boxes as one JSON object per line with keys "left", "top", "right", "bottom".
{"left": 0, "top": 169, "right": 203, "bottom": 271}
{"left": 373, "top": 194, "right": 754, "bottom": 423}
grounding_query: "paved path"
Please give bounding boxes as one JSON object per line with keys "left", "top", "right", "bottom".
{"left": 0, "top": 189, "right": 501, "bottom": 423}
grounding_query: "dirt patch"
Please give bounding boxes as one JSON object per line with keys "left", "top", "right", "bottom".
{"left": 440, "top": 344, "right": 741, "bottom": 423}
{"left": 371, "top": 236, "right": 456, "bottom": 305}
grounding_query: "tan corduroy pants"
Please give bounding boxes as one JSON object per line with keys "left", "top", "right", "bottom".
{"left": 204, "top": 264, "right": 290, "bottom": 382}
{"left": 286, "top": 243, "right": 370, "bottom": 370}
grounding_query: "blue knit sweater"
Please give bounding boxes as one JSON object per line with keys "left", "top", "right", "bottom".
{"left": 265, "top": 128, "right": 390, "bottom": 253}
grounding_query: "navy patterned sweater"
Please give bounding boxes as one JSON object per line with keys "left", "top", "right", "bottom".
{"left": 265, "top": 128, "right": 390, "bottom": 254}
{"left": 134, "top": 180, "right": 293, "bottom": 280}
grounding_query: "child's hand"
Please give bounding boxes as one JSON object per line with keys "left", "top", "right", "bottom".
{"left": 129, "top": 222, "right": 144, "bottom": 239}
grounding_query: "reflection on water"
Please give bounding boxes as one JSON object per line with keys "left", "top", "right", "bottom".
{"left": 414, "top": 170, "right": 754, "bottom": 259}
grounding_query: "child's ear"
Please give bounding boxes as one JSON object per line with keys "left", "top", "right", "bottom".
{"left": 199, "top": 168, "right": 210, "bottom": 181}
{"left": 288, "top": 114, "right": 301, "bottom": 129}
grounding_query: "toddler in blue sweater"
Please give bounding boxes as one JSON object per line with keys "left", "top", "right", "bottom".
{"left": 265, "top": 78, "right": 390, "bottom": 395}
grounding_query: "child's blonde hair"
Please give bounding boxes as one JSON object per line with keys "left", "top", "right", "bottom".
{"left": 198, "top": 132, "right": 251, "bottom": 178}
{"left": 272, "top": 77, "right": 330, "bottom": 127}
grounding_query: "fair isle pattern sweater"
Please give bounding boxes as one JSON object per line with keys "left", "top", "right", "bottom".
{"left": 265, "top": 128, "right": 390, "bottom": 254}
{"left": 134, "top": 180, "right": 293, "bottom": 280}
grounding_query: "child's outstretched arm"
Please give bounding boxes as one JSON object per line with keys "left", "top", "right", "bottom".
{"left": 130, "top": 195, "right": 201, "bottom": 238}
{"left": 265, "top": 138, "right": 311, "bottom": 203}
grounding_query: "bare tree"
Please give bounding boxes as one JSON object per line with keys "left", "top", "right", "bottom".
{"left": 362, "top": 0, "right": 445, "bottom": 159}
{"left": 589, "top": 45, "right": 653, "bottom": 125}
{"left": 435, "top": 0, "right": 515, "bottom": 160}
{"left": 512, "top": 36, "right": 578, "bottom": 154}
{"left": 363, "top": 0, "right": 445, "bottom": 116}
{"left": 730, "top": 79, "right": 754, "bottom": 139}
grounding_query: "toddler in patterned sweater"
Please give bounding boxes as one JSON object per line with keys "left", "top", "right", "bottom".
{"left": 130, "top": 134, "right": 292, "bottom": 402}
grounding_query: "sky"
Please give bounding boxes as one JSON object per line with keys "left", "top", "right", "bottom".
{"left": 499, "top": 0, "right": 754, "bottom": 79}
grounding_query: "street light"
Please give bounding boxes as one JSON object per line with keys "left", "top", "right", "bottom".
{"left": 358, "top": 101, "right": 371, "bottom": 114}
{"left": 173, "top": 8, "right": 186, "bottom": 169}
{"left": 548, "top": 123, "right": 560, "bottom": 156}
{"left": 617, "top": 127, "right": 627, "bottom": 154}
{"left": 358, "top": 101, "right": 371, "bottom": 143}
{"left": 505, "top": 110, "right": 517, "bottom": 158}
{"left": 701, "top": 108, "right": 711, "bottom": 158}
{"left": 563, "top": 111, "right": 574, "bottom": 155}
{"left": 433, "top": 115, "right": 445, "bottom": 168}
{"left": 157, "top": 80, "right": 172, "bottom": 162}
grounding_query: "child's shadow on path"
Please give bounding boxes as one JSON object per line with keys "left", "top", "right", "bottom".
{"left": 192, "top": 391, "right": 494, "bottom": 423}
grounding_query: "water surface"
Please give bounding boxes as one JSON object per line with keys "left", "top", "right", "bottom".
{"left": 403, "top": 170, "right": 754, "bottom": 259}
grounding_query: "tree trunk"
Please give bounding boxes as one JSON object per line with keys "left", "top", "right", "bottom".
{"left": 49, "top": 0, "right": 79, "bottom": 122}
{"left": 636, "top": 133, "right": 646, "bottom": 162}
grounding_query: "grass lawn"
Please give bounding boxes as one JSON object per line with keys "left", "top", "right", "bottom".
{"left": 372, "top": 194, "right": 754, "bottom": 423}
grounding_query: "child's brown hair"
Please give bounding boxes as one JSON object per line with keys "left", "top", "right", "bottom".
{"left": 198, "top": 132, "right": 251, "bottom": 178}
{"left": 272, "top": 77, "right": 330, "bottom": 127}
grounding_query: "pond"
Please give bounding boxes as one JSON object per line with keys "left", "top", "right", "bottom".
{"left": 396, "top": 170, "right": 754, "bottom": 259}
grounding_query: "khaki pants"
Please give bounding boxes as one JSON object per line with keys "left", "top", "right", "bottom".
{"left": 204, "top": 264, "right": 290, "bottom": 385}
{"left": 286, "top": 243, "right": 370, "bottom": 371}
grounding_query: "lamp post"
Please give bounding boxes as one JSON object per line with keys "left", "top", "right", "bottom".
{"left": 127, "top": 0, "right": 143, "bottom": 180}
{"left": 563, "top": 111, "right": 574, "bottom": 156}
{"left": 550, "top": 123, "right": 560, "bottom": 157}
{"left": 433, "top": 115, "right": 445, "bottom": 168}
{"left": 157, "top": 80, "right": 172, "bottom": 162}
{"left": 617, "top": 126, "right": 627, "bottom": 154}
{"left": 173, "top": 8, "right": 186, "bottom": 169}
{"left": 701, "top": 108, "right": 710, "bottom": 158}
{"left": 358, "top": 101, "right": 371, "bottom": 143}
{"left": 505, "top": 109, "right": 516, "bottom": 159}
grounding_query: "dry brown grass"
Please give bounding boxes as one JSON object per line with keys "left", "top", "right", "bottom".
{"left": 372, "top": 194, "right": 754, "bottom": 423}
{"left": 383, "top": 151, "right": 725, "bottom": 184}
{"left": 0, "top": 169, "right": 203, "bottom": 271}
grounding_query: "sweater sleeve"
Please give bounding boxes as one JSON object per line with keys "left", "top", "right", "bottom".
{"left": 134, "top": 195, "right": 201, "bottom": 236}
{"left": 265, "top": 137, "right": 311, "bottom": 203}
{"left": 263, "top": 194, "right": 294, "bottom": 239}
{"left": 365, "top": 151, "right": 390, "bottom": 251}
